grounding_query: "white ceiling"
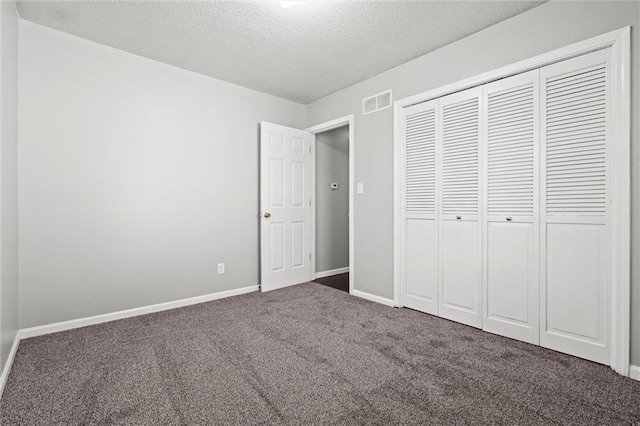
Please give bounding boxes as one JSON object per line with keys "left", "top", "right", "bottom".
{"left": 16, "top": 1, "right": 546, "bottom": 104}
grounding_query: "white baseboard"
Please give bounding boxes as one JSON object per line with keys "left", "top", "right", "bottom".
{"left": 352, "top": 289, "right": 396, "bottom": 308}
{"left": 630, "top": 365, "right": 640, "bottom": 381}
{"left": 0, "top": 332, "right": 21, "bottom": 400}
{"left": 20, "top": 285, "right": 259, "bottom": 339}
{"left": 315, "top": 267, "right": 349, "bottom": 279}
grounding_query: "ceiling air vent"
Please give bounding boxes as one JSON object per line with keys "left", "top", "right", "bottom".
{"left": 363, "top": 90, "right": 392, "bottom": 115}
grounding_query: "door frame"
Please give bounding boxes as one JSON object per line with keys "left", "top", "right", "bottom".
{"left": 306, "top": 115, "right": 355, "bottom": 294}
{"left": 393, "top": 27, "right": 630, "bottom": 375}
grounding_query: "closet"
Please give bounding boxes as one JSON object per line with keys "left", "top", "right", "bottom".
{"left": 399, "top": 47, "right": 612, "bottom": 365}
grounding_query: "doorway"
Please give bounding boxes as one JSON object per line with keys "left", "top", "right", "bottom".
{"left": 312, "top": 125, "right": 349, "bottom": 292}
{"left": 307, "top": 116, "right": 354, "bottom": 294}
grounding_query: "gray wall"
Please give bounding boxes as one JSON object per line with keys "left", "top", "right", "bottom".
{"left": 18, "top": 21, "right": 306, "bottom": 328}
{"left": 306, "top": 1, "right": 640, "bottom": 364}
{"left": 0, "top": 0, "right": 19, "bottom": 372}
{"left": 315, "top": 126, "right": 349, "bottom": 273}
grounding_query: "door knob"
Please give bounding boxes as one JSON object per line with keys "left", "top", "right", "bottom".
{"left": 506, "top": 217, "right": 512, "bottom": 221}
{"left": 456, "top": 215, "right": 462, "bottom": 220}
{"left": 264, "top": 212, "right": 271, "bottom": 218}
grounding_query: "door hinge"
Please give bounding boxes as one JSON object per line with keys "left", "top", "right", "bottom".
{"left": 309, "top": 253, "right": 311, "bottom": 260}
{"left": 309, "top": 200, "right": 311, "bottom": 207}
{"left": 309, "top": 146, "right": 311, "bottom": 153}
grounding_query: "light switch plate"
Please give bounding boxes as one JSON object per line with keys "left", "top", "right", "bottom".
{"left": 357, "top": 182, "right": 364, "bottom": 194}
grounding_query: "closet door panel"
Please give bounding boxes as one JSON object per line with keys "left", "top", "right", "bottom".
{"left": 482, "top": 70, "right": 539, "bottom": 344}
{"left": 540, "top": 48, "right": 610, "bottom": 365}
{"left": 401, "top": 99, "right": 439, "bottom": 315}
{"left": 405, "top": 219, "right": 437, "bottom": 313}
{"left": 486, "top": 221, "right": 534, "bottom": 322}
{"left": 438, "top": 87, "right": 483, "bottom": 328}
{"left": 546, "top": 224, "right": 605, "bottom": 340}
{"left": 441, "top": 220, "right": 479, "bottom": 312}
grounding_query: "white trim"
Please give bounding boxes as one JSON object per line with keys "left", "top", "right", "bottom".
{"left": 315, "top": 267, "right": 350, "bottom": 279}
{"left": 306, "top": 115, "right": 355, "bottom": 295}
{"left": 608, "top": 26, "right": 631, "bottom": 377}
{"left": 393, "top": 27, "right": 630, "bottom": 375}
{"left": 310, "top": 131, "right": 317, "bottom": 283}
{"left": 352, "top": 289, "right": 396, "bottom": 308}
{"left": 0, "top": 332, "right": 20, "bottom": 399}
{"left": 630, "top": 365, "right": 640, "bottom": 381}
{"left": 20, "top": 285, "right": 259, "bottom": 339}
{"left": 306, "top": 115, "right": 353, "bottom": 134}
{"left": 393, "top": 103, "right": 402, "bottom": 308}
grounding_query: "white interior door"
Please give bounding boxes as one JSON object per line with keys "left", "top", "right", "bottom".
{"left": 540, "top": 49, "right": 611, "bottom": 365}
{"left": 482, "top": 69, "right": 540, "bottom": 344}
{"left": 438, "top": 86, "right": 483, "bottom": 328}
{"left": 260, "top": 121, "right": 314, "bottom": 292}
{"left": 401, "top": 99, "right": 439, "bottom": 315}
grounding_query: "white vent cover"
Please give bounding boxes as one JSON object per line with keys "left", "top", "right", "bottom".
{"left": 363, "top": 90, "right": 393, "bottom": 115}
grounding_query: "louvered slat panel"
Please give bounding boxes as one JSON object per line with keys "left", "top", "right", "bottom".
{"left": 405, "top": 108, "right": 436, "bottom": 214}
{"left": 442, "top": 98, "right": 479, "bottom": 214}
{"left": 545, "top": 64, "right": 606, "bottom": 216}
{"left": 487, "top": 83, "right": 535, "bottom": 216}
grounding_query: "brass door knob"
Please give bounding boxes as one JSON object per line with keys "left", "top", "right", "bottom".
{"left": 264, "top": 212, "right": 271, "bottom": 218}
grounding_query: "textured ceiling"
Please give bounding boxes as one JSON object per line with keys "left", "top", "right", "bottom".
{"left": 17, "top": 1, "right": 546, "bottom": 104}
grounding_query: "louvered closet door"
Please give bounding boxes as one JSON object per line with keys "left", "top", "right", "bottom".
{"left": 540, "top": 49, "right": 611, "bottom": 365}
{"left": 482, "top": 70, "right": 540, "bottom": 344}
{"left": 401, "top": 99, "right": 439, "bottom": 315}
{"left": 438, "top": 86, "right": 483, "bottom": 328}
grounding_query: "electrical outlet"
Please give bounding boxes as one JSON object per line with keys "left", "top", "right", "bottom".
{"left": 217, "top": 263, "right": 225, "bottom": 274}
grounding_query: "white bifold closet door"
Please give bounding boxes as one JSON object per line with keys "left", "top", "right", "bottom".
{"left": 401, "top": 99, "right": 439, "bottom": 315}
{"left": 482, "top": 70, "right": 540, "bottom": 344}
{"left": 398, "top": 47, "right": 614, "bottom": 366}
{"left": 540, "top": 49, "right": 611, "bottom": 365}
{"left": 438, "top": 87, "right": 483, "bottom": 328}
